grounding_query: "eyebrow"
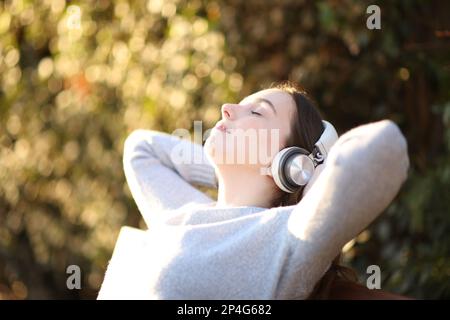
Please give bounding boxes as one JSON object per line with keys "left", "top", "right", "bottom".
{"left": 255, "top": 98, "right": 277, "bottom": 115}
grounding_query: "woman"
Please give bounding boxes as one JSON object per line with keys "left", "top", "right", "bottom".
{"left": 107, "top": 82, "right": 409, "bottom": 299}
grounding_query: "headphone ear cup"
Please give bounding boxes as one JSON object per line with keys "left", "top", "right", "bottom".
{"left": 271, "top": 147, "right": 314, "bottom": 193}
{"left": 286, "top": 149, "right": 315, "bottom": 187}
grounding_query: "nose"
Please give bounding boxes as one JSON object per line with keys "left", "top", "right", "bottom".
{"left": 221, "top": 103, "right": 237, "bottom": 120}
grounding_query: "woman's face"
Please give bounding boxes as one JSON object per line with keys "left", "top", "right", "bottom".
{"left": 205, "top": 88, "right": 296, "bottom": 169}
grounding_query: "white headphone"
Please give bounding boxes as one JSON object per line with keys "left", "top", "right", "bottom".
{"left": 268, "top": 120, "right": 338, "bottom": 193}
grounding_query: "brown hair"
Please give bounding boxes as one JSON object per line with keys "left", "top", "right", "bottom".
{"left": 270, "top": 81, "right": 359, "bottom": 299}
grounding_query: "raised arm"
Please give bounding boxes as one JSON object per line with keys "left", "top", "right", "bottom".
{"left": 285, "top": 120, "right": 410, "bottom": 298}
{"left": 123, "top": 129, "right": 217, "bottom": 227}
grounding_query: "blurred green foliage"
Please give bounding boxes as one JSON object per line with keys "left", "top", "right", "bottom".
{"left": 0, "top": 0, "right": 449, "bottom": 299}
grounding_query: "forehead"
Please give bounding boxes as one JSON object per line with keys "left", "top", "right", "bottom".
{"left": 242, "top": 89, "right": 296, "bottom": 117}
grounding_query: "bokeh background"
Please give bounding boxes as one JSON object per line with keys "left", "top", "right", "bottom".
{"left": 1, "top": 0, "right": 449, "bottom": 299}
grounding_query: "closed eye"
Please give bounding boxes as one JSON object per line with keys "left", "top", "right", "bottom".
{"left": 251, "top": 110, "right": 262, "bottom": 116}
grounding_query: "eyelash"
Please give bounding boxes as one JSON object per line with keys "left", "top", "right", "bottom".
{"left": 251, "top": 110, "right": 262, "bottom": 116}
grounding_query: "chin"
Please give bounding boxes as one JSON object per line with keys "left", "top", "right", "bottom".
{"left": 204, "top": 136, "right": 225, "bottom": 166}
{"left": 204, "top": 137, "right": 214, "bottom": 160}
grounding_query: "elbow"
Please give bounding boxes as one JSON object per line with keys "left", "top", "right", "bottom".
{"left": 123, "top": 130, "right": 144, "bottom": 161}
{"left": 380, "top": 120, "right": 410, "bottom": 184}
{"left": 368, "top": 120, "right": 411, "bottom": 186}
{"left": 123, "top": 129, "right": 158, "bottom": 164}
{"left": 328, "top": 119, "right": 410, "bottom": 188}
{"left": 124, "top": 129, "right": 149, "bottom": 150}
{"left": 123, "top": 129, "right": 160, "bottom": 152}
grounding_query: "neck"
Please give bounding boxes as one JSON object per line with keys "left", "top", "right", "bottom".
{"left": 215, "top": 166, "right": 276, "bottom": 208}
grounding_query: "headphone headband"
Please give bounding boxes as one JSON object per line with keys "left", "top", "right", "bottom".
{"left": 313, "top": 120, "right": 339, "bottom": 164}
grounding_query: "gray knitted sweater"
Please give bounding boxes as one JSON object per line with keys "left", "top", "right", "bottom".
{"left": 103, "top": 120, "right": 409, "bottom": 299}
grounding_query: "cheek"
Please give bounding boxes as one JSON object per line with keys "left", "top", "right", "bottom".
{"left": 236, "top": 118, "right": 260, "bottom": 130}
{"left": 269, "top": 122, "right": 290, "bottom": 149}
{"left": 261, "top": 127, "right": 284, "bottom": 162}
{"left": 205, "top": 121, "right": 285, "bottom": 166}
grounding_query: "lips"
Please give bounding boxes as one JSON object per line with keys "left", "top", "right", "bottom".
{"left": 214, "top": 121, "right": 230, "bottom": 133}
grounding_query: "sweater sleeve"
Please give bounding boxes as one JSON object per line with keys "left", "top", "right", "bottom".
{"left": 284, "top": 119, "right": 410, "bottom": 298}
{"left": 123, "top": 129, "right": 217, "bottom": 227}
